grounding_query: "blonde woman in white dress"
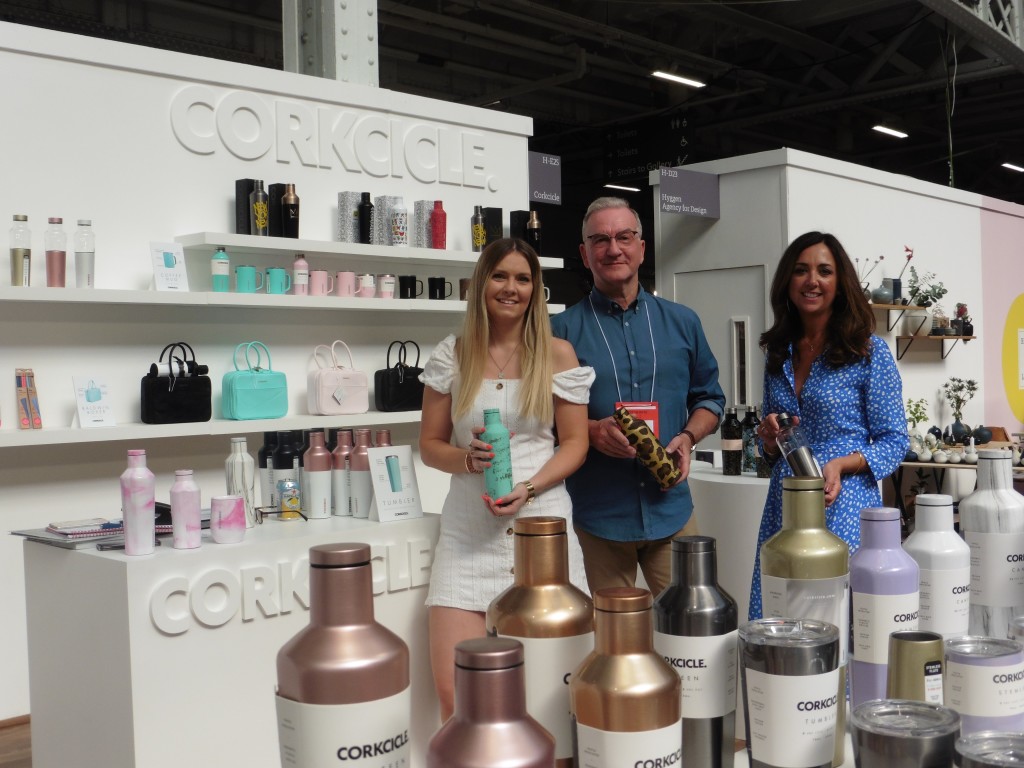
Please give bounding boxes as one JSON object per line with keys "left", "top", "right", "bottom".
{"left": 419, "top": 238, "right": 594, "bottom": 722}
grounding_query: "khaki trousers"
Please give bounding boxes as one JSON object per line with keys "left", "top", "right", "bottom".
{"left": 574, "top": 515, "right": 700, "bottom": 598}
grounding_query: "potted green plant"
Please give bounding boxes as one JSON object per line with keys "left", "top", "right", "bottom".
{"left": 941, "top": 377, "right": 978, "bottom": 443}
{"left": 906, "top": 266, "right": 947, "bottom": 308}
{"left": 905, "top": 397, "right": 928, "bottom": 453}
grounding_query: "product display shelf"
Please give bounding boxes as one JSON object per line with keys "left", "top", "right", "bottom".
{"left": 895, "top": 334, "right": 976, "bottom": 360}
{"left": 0, "top": 411, "right": 422, "bottom": 449}
{"left": 869, "top": 302, "right": 925, "bottom": 333}
{"left": 176, "top": 232, "right": 565, "bottom": 270}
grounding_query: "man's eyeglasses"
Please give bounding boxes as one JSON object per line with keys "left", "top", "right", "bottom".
{"left": 585, "top": 229, "right": 639, "bottom": 251}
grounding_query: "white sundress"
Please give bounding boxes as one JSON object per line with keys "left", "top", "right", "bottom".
{"left": 421, "top": 334, "right": 595, "bottom": 611}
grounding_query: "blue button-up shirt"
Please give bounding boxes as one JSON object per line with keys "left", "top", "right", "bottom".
{"left": 550, "top": 286, "right": 726, "bottom": 541}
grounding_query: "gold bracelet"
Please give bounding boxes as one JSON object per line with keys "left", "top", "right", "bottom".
{"left": 521, "top": 480, "right": 536, "bottom": 505}
{"left": 465, "top": 450, "right": 483, "bottom": 474}
{"left": 850, "top": 451, "right": 866, "bottom": 473}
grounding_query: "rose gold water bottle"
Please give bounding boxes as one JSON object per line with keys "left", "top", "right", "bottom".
{"left": 427, "top": 637, "right": 555, "bottom": 768}
{"left": 302, "top": 430, "right": 332, "bottom": 519}
{"left": 349, "top": 428, "right": 373, "bottom": 518}
{"left": 331, "top": 429, "right": 353, "bottom": 516}
{"left": 570, "top": 588, "right": 682, "bottom": 767}
{"left": 276, "top": 543, "right": 410, "bottom": 765}
{"left": 487, "top": 516, "right": 594, "bottom": 767}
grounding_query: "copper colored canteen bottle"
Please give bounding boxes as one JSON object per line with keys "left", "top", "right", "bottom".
{"left": 570, "top": 588, "right": 682, "bottom": 767}
{"left": 276, "top": 542, "right": 410, "bottom": 766}
{"left": 427, "top": 637, "right": 555, "bottom": 768}
{"left": 487, "top": 516, "right": 594, "bottom": 767}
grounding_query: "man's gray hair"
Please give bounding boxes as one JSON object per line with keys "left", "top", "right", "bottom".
{"left": 581, "top": 196, "right": 643, "bottom": 241}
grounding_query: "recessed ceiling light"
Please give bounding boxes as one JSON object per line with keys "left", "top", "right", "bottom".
{"left": 1002, "top": 162, "right": 1024, "bottom": 172}
{"left": 651, "top": 70, "right": 706, "bottom": 88}
{"left": 604, "top": 184, "right": 641, "bottom": 192}
{"left": 872, "top": 125, "right": 909, "bottom": 139}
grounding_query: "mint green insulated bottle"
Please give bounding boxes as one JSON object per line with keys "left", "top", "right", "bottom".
{"left": 482, "top": 408, "right": 513, "bottom": 499}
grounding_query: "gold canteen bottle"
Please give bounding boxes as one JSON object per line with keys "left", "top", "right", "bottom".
{"left": 653, "top": 536, "right": 738, "bottom": 768}
{"left": 427, "top": 637, "right": 555, "bottom": 768}
{"left": 760, "top": 476, "right": 849, "bottom": 767}
{"left": 276, "top": 542, "right": 410, "bottom": 767}
{"left": 570, "top": 588, "right": 682, "bottom": 768}
{"left": 487, "top": 516, "right": 595, "bottom": 767}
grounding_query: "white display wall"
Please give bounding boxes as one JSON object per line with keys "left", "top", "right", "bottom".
{"left": 0, "top": 22, "right": 538, "bottom": 721}
{"left": 652, "top": 148, "right": 1003, "bottom": 451}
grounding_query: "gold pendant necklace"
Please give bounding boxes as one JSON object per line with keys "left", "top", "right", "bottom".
{"left": 488, "top": 341, "right": 521, "bottom": 390}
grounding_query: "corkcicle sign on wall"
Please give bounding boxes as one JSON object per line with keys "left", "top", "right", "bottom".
{"left": 169, "top": 85, "right": 499, "bottom": 190}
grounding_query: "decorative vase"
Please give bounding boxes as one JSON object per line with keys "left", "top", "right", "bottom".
{"left": 871, "top": 283, "right": 893, "bottom": 304}
{"left": 962, "top": 321, "right": 974, "bottom": 336}
{"left": 949, "top": 420, "right": 971, "bottom": 445}
{"left": 972, "top": 426, "right": 993, "bottom": 445}
{"left": 902, "top": 308, "right": 930, "bottom": 337}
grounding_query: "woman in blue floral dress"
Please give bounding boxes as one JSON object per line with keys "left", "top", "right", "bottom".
{"left": 749, "top": 231, "right": 909, "bottom": 620}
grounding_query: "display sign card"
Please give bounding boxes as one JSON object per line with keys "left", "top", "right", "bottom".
{"left": 659, "top": 167, "right": 720, "bottom": 219}
{"left": 529, "top": 151, "right": 562, "bottom": 206}
{"left": 149, "top": 242, "right": 189, "bottom": 291}
{"left": 367, "top": 445, "right": 423, "bottom": 523}
{"left": 72, "top": 376, "right": 116, "bottom": 428}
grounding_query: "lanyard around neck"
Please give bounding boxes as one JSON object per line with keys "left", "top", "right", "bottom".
{"left": 588, "top": 293, "right": 657, "bottom": 403}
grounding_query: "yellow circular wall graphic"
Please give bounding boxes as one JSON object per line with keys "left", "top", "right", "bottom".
{"left": 1003, "top": 293, "right": 1024, "bottom": 422}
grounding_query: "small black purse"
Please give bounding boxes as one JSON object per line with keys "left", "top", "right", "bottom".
{"left": 374, "top": 340, "right": 425, "bottom": 412}
{"left": 141, "top": 342, "right": 212, "bottom": 424}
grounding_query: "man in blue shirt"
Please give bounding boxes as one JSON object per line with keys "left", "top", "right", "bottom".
{"left": 550, "top": 197, "right": 726, "bottom": 596}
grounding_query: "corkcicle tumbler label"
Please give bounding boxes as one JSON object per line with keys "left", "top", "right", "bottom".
{"left": 276, "top": 688, "right": 411, "bottom": 768}
{"left": 745, "top": 668, "right": 839, "bottom": 768}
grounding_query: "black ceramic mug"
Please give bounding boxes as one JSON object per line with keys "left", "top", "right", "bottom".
{"left": 428, "top": 276, "right": 453, "bottom": 300}
{"left": 398, "top": 275, "right": 423, "bottom": 299}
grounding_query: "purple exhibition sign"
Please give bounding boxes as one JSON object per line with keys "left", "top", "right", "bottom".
{"left": 529, "top": 151, "right": 562, "bottom": 206}
{"left": 659, "top": 167, "right": 720, "bottom": 219}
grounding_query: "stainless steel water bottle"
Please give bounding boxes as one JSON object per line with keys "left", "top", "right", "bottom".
{"left": 653, "top": 536, "right": 738, "bottom": 768}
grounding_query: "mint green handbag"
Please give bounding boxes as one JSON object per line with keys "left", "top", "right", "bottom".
{"left": 222, "top": 341, "right": 288, "bottom": 420}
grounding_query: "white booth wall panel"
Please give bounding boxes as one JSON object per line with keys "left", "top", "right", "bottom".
{"left": 653, "top": 161, "right": 788, "bottom": 444}
{"left": 0, "top": 22, "right": 532, "bottom": 720}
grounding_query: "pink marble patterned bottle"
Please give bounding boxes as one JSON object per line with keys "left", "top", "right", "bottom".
{"left": 121, "top": 449, "right": 156, "bottom": 555}
{"left": 169, "top": 469, "right": 201, "bottom": 550}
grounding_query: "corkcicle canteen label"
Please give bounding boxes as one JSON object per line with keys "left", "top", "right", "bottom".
{"left": 276, "top": 688, "right": 411, "bottom": 767}
{"left": 575, "top": 721, "right": 681, "bottom": 768}
{"left": 852, "top": 592, "right": 920, "bottom": 665}
{"left": 762, "top": 575, "right": 850, "bottom": 664}
{"left": 653, "top": 630, "right": 738, "bottom": 719}
{"left": 919, "top": 568, "right": 971, "bottom": 637}
{"left": 964, "top": 532, "right": 1024, "bottom": 607}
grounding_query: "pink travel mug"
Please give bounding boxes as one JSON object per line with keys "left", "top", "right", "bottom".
{"left": 377, "top": 274, "right": 396, "bottom": 299}
{"left": 309, "top": 270, "right": 334, "bottom": 296}
{"left": 336, "top": 271, "right": 356, "bottom": 297}
{"left": 210, "top": 495, "right": 246, "bottom": 544}
{"left": 355, "top": 273, "right": 376, "bottom": 298}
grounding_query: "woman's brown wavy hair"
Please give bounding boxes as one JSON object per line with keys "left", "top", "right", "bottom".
{"left": 760, "top": 231, "right": 875, "bottom": 375}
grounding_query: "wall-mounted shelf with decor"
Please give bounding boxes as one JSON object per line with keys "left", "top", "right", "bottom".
{"left": 895, "top": 335, "right": 975, "bottom": 360}
{"left": 870, "top": 303, "right": 926, "bottom": 333}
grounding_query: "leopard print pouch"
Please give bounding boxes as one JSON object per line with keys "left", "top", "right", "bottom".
{"left": 613, "top": 406, "right": 683, "bottom": 489}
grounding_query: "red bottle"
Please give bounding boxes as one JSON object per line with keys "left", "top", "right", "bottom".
{"left": 431, "top": 200, "right": 447, "bottom": 249}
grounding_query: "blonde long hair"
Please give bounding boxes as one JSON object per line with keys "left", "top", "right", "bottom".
{"left": 454, "top": 239, "right": 553, "bottom": 424}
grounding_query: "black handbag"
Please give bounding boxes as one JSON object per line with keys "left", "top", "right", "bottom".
{"left": 374, "top": 340, "right": 425, "bottom": 412}
{"left": 141, "top": 342, "right": 212, "bottom": 424}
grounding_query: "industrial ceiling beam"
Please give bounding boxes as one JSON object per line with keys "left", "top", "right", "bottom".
{"left": 917, "top": 0, "right": 1024, "bottom": 73}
